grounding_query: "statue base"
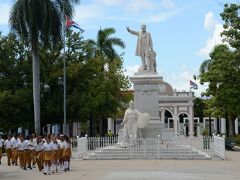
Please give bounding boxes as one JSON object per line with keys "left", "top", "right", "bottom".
{"left": 130, "top": 70, "right": 165, "bottom": 137}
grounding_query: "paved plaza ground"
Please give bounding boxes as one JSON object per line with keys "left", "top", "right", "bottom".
{"left": 0, "top": 151, "right": 239, "bottom": 180}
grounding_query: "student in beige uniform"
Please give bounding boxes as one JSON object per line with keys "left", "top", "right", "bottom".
{"left": 5, "top": 135, "right": 13, "bottom": 166}
{"left": 35, "top": 137, "right": 43, "bottom": 172}
{"left": 17, "top": 136, "right": 25, "bottom": 169}
{"left": 57, "top": 135, "right": 65, "bottom": 170}
{"left": 11, "top": 135, "right": 19, "bottom": 166}
{"left": 51, "top": 137, "right": 60, "bottom": 173}
{"left": 23, "top": 136, "right": 32, "bottom": 170}
{"left": 63, "top": 135, "right": 71, "bottom": 171}
{"left": 29, "top": 136, "right": 36, "bottom": 168}
{"left": 42, "top": 136, "right": 53, "bottom": 175}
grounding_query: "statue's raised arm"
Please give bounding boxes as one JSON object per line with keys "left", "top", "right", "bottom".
{"left": 126, "top": 26, "right": 139, "bottom": 36}
{"left": 126, "top": 24, "right": 156, "bottom": 72}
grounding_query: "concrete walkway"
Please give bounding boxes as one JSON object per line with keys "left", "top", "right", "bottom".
{"left": 0, "top": 151, "right": 239, "bottom": 180}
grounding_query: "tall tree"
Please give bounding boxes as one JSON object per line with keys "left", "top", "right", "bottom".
{"left": 88, "top": 28, "right": 125, "bottom": 60}
{"left": 9, "top": 0, "right": 80, "bottom": 134}
{"left": 199, "top": 44, "right": 240, "bottom": 135}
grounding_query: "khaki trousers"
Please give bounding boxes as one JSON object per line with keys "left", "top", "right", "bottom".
{"left": 18, "top": 150, "right": 25, "bottom": 168}
{"left": 6, "top": 148, "right": 12, "bottom": 165}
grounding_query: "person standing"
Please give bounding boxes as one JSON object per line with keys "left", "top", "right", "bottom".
{"left": 23, "top": 136, "right": 32, "bottom": 170}
{"left": 42, "top": 136, "right": 53, "bottom": 175}
{"left": 17, "top": 136, "right": 25, "bottom": 169}
{"left": 4, "top": 135, "right": 13, "bottom": 166}
{"left": 51, "top": 137, "right": 60, "bottom": 173}
{"left": 62, "top": 135, "right": 71, "bottom": 172}
{"left": 35, "top": 136, "right": 43, "bottom": 172}
{"left": 11, "top": 135, "right": 19, "bottom": 166}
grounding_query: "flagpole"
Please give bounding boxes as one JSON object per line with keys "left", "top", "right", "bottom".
{"left": 63, "top": 8, "right": 67, "bottom": 135}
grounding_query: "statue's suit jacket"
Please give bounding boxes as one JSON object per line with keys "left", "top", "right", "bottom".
{"left": 128, "top": 29, "right": 153, "bottom": 57}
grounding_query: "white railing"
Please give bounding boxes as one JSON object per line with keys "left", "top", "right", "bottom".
{"left": 75, "top": 136, "right": 88, "bottom": 158}
{"left": 73, "top": 135, "right": 225, "bottom": 160}
{"left": 213, "top": 135, "right": 225, "bottom": 160}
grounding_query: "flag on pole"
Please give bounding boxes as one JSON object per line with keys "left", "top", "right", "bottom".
{"left": 190, "top": 80, "right": 198, "bottom": 89}
{"left": 65, "top": 16, "right": 84, "bottom": 33}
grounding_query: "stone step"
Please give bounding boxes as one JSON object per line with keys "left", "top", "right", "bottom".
{"left": 85, "top": 148, "right": 211, "bottom": 160}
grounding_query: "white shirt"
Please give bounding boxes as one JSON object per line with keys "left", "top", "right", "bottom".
{"left": 63, "top": 141, "right": 70, "bottom": 149}
{"left": 0, "top": 139, "right": 4, "bottom": 148}
{"left": 35, "top": 142, "right": 43, "bottom": 152}
{"left": 29, "top": 140, "right": 36, "bottom": 150}
{"left": 5, "top": 139, "right": 12, "bottom": 149}
{"left": 23, "top": 140, "right": 31, "bottom": 150}
{"left": 17, "top": 141, "right": 25, "bottom": 150}
{"left": 11, "top": 139, "right": 19, "bottom": 148}
{"left": 58, "top": 140, "right": 65, "bottom": 149}
{"left": 51, "top": 142, "right": 59, "bottom": 151}
{"left": 42, "top": 142, "right": 53, "bottom": 151}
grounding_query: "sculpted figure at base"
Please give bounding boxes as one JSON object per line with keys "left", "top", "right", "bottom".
{"left": 127, "top": 25, "right": 153, "bottom": 70}
{"left": 148, "top": 50, "right": 157, "bottom": 72}
{"left": 119, "top": 100, "right": 150, "bottom": 147}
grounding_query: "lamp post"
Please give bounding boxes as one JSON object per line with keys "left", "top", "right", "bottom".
{"left": 58, "top": 77, "right": 66, "bottom": 134}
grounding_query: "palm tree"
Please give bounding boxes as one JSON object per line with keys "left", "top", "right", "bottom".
{"left": 88, "top": 27, "right": 125, "bottom": 60}
{"left": 9, "top": 0, "right": 80, "bottom": 134}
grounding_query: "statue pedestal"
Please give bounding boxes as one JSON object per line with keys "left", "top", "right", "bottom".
{"left": 130, "top": 70, "right": 165, "bottom": 137}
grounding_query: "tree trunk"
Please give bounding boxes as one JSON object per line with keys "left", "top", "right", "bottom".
{"left": 89, "top": 112, "right": 93, "bottom": 137}
{"left": 228, "top": 119, "right": 233, "bottom": 135}
{"left": 209, "top": 117, "right": 212, "bottom": 136}
{"left": 232, "top": 118, "right": 236, "bottom": 136}
{"left": 32, "top": 47, "right": 41, "bottom": 135}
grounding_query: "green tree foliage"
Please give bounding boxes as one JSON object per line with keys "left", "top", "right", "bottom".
{"left": 0, "top": 33, "right": 33, "bottom": 132}
{"left": 199, "top": 3, "right": 240, "bottom": 135}
{"left": 0, "top": 29, "right": 130, "bottom": 135}
{"left": 9, "top": 0, "right": 80, "bottom": 134}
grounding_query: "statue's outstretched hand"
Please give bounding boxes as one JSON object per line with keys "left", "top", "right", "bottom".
{"left": 126, "top": 26, "right": 130, "bottom": 32}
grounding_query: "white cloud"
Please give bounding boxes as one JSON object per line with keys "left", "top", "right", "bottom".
{"left": 75, "top": 4, "right": 103, "bottom": 21}
{"left": 163, "top": 65, "right": 207, "bottom": 97}
{"left": 161, "top": 0, "right": 176, "bottom": 9}
{"left": 99, "top": 0, "right": 123, "bottom": 6}
{"left": 204, "top": 12, "right": 216, "bottom": 31}
{"left": 127, "top": 0, "right": 155, "bottom": 12}
{"left": 198, "top": 12, "right": 224, "bottom": 57}
{"left": 124, "top": 65, "right": 140, "bottom": 77}
{"left": 143, "top": 10, "right": 179, "bottom": 23}
{"left": 142, "top": 5, "right": 191, "bottom": 23}
{"left": 0, "top": 4, "right": 10, "bottom": 25}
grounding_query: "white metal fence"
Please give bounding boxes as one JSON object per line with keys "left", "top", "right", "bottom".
{"left": 213, "top": 135, "right": 225, "bottom": 160}
{"left": 73, "top": 135, "right": 225, "bottom": 160}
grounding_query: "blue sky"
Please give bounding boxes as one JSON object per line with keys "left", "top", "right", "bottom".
{"left": 0, "top": 0, "right": 237, "bottom": 96}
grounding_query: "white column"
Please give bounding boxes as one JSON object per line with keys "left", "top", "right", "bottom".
{"left": 189, "top": 106, "right": 193, "bottom": 136}
{"left": 47, "top": 124, "right": 51, "bottom": 134}
{"left": 173, "top": 106, "right": 178, "bottom": 135}
{"left": 195, "top": 117, "right": 200, "bottom": 136}
{"left": 220, "top": 118, "right": 226, "bottom": 134}
{"left": 214, "top": 118, "right": 217, "bottom": 134}
{"left": 235, "top": 118, "right": 239, "bottom": 135}
{"left": 108, "top": 118, "right": 113, "bottom": 132}
{"left": 160, "top": 109, "right": 165, "bottom": 122}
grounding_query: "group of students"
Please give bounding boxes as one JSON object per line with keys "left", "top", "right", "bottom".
{"left": 0, "top": 134, "right": 72, "bottom": 175}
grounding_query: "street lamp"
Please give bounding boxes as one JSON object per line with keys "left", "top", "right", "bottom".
{"left": 44, "top": 84, "right": 50, "bottom": 91}
{"left": 58, "top": 77, "right": 63, "bottom": 85}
